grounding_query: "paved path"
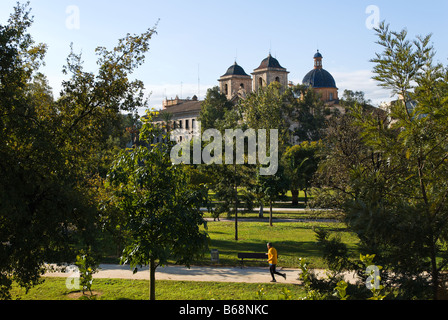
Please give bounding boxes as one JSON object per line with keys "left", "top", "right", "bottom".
{"left": 44, "top": 264, "right": 358, "bottom": 285}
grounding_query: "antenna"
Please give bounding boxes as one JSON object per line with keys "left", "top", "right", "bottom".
{"left": 197, "top": 64, "right": 200, "bottom": 100}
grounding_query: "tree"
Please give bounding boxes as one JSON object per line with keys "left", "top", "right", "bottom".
{"left": 240, "top": 81, "right": 292, "bottom": 150}
{"left": 0, "top": 3, "right": 87, "bottom": 299}
{"left": 0, "top": 2, "right": 157, "bottom": 299}
{"left": 282, "top": 141, "right": 321, "bottom": 206}
{"left": 105, "top": 112, "right": 209, "bottom": 300}
{"left": 318, "top": 22, "right": 448, "bottom": 299}
{"left": 252, "top": 166, "right": 288, "bottom": 226}
{"left": 198, "top": 89, "right": 255, "bottom": 239}
{"left": 198, "top": 86, "right": 233, "bottom": 132}
{"left": 340, "top": 89, "right": 372, "bottom": 110}
{"left": 290, "top": 84, "right": 334, "bottom": 142}
{"left": 352, "top": 22, "right": 448, "bottom": 299}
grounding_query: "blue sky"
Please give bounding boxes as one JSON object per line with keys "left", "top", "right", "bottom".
{"left": 1, "top": 0, "right": 448, "bottom": 114}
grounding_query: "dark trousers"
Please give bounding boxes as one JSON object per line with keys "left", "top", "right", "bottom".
{"left": 269, "top": 264, "right": 283, "bottom": 280}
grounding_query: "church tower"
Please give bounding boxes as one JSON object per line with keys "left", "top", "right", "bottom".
{"left": 302, "top": 50, "right": 339, "bottom": 103}
{"left": 251, "top": 54, "right": 289, "bottom": 91}
{"left": 218, "top": 62, "right": 253, "bottom": 101}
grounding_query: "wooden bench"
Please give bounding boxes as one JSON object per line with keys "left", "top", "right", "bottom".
{"left": 237, "top": 253, "right": 267, "bottom": 268}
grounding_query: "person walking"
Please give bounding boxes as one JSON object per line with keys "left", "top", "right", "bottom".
{"left": 267, "top": 242, "right": 286, "bottom": 282}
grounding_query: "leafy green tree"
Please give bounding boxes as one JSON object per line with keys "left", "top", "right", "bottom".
{"left": 0, "top": 2, "right": 157, "bottom": 299}
{"left": 282, "top": 141, "right": 321, "bottom": 206}
{"left": 239, "top": 81, "right": 292, "bottom": 150}
{"left": 340, "top": 89, "right": 372, "bottom": 110}
{"left": 252, "top": 166, "right": 288, "bottom": 226}
{"left": 198, "top": 86, "right": 233, "bottom": 132}
{"left": 290, "top": 84, "right": 334, "bottom": 142}
{"left": 105, "top": 112, "right": 209, "bottom": 300}
{"left": 311, "top": 109, "right": 375, "bottom": 211}
{"left": 318, "top": 22, "right": 448, "bottom": 299}
{"left": 198, "top": 90, "right": 255, "bottom": 238}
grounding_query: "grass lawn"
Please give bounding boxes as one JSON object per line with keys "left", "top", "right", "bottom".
{"left": 198, "top": 220, "right": 359, "bottom": 269}
{"left": 11, "top": 209, "right": 359, "bottom": 301}
{"left": 11, "top": 277, "right": 306, "bottom": 300}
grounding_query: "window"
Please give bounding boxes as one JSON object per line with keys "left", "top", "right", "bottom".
{"left": 240, "top": 83, "right": 244, "bottom": 89}
{"left": 224, "top": 84, "right": 228, "bottom": 95}
{"left": 275, "top": 77, "right": 280, "bottom": 82}
{"left": 186, "top": 119, "right": 189, "bottom": 129}
{"left": 258, "top": 77, "right": 263, "bottom": 88}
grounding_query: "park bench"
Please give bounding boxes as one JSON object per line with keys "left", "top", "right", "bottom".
{"left": 237, "top": 252, "right": 268, "bottom": 268}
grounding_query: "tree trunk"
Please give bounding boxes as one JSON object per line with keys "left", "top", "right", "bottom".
{"left": 149, "top": 258, "right": 156, "bottom": 300}
{"left": 259, "top": 202, "right": 264, "bottom": 218}
{"left": 291, "top": 189, "right": 299, "bottom": 206}
{"left": 430, "top": 237, "right": 440, "bottom": 300}
{"left": 234, "top": 164, "right": 238, "bottom": 241}
{"left": 269, "top": 200, "right": 273, "bottom": 227}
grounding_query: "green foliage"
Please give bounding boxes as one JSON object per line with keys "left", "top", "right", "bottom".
{"left": 75, "top": 249, "right": 99, "bottom": 297}
{"left": 333, "top": 281, "right": 349, "bottom": 300}
{"left": 315, "top": 21, "right": 448, "bottom": 299}
{"left": 105, "top": 111, "right": 209, "bottom": 300}
{"left": 0, "top": 2, "right": 157, "bottom": 299}
{"left": 290, "top": 84, "right": 335, "bottom": 142}
{"left": 282, "top": 141, "right": 322, "bottom": 205}
{"left": 198, "top": 86, "right": 234, "bottom": 132}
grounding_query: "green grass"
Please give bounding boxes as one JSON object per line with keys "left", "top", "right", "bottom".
{"left": 12, "top": 277, "right": 306, "bottom": 300}
{"left": 11, "top": 207, "right": 359, "bottom": 300}
{"left": 199, "top": 221, "right": 359, "bottom": 269}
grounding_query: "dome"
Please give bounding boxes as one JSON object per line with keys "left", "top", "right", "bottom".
{"left": 302, "top": 68, "right": 337, "bottom": 88}
{"left": 303, "top": 51, "right": 337, "bottom": 88}
{"left": 314, "top": 50, "right": 323, "bottom": 59}
{"left": 254, "top": 54, "right": 285, "bottom": 71}
{"left": 222, "top": 62, "right": 250, "bottom": 77}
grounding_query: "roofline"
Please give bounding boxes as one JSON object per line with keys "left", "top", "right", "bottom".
{"left": 251, "top": 68, "right": 290, "bottom": 75}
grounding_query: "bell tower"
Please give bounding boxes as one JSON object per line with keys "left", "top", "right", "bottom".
{"left": 252, "top": 54, "right": 289, "bottom": 92}
{"left": 218, "top": 62, "right": 252, "bottom": 101}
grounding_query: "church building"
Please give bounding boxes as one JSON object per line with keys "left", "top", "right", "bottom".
{"left": 302, "top": 50, "right": 339, "bottom": 104}
{"left": 154, "top": 51, "right": 339, "bottom": 142}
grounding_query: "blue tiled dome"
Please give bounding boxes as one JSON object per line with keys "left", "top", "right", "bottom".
{"left": 302, "top": 68, "right": 337, "bottom": 88}
{"left": 303, "top": 51, "right": 337, "bottom": 88}
{"left": 314, "top": 51, "right": 323, "bottom": 59}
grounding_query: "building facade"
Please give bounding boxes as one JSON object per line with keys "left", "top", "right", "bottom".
{"left": 154, "top": 51, "right": 339, "bottom": 143}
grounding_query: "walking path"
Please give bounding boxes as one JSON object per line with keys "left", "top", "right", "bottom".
{"left": 43, "top": 207, "right": 346, "bottom": 285}
{"left": 44, "top": 264, "right": 358, "bottom": 285}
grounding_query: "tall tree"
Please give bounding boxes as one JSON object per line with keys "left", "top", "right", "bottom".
{"left": 282, "top": 141, "right": 322, "bottom": 206}
{"left": 317, "top": 22, "right": 448, "bottom": 299}
{"left": 198, "top": 86, "right": 233, "bottom": 132}
{"left": 290, "top": 84, "right": 334, "bottom": 142}
{"left": 0, "top": 2, "right": 157, "bottom": 299}
{"left": 105, "top": 112, "right": 209, "bottom": 300}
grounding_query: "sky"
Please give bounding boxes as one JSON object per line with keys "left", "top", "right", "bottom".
{"left": 1, "top": 0, "right": 448, "bottom": 115}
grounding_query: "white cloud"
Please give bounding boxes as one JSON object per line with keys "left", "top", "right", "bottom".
{"left": 145, "top": 82, "right": 214, "bottom": 111}
{"left": 331, "top": 70, "right": 394, "bottom": 106}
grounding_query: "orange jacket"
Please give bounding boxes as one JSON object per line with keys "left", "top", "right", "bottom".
{"left": 268, "top": 247, "right": 278, "bottom": 265}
